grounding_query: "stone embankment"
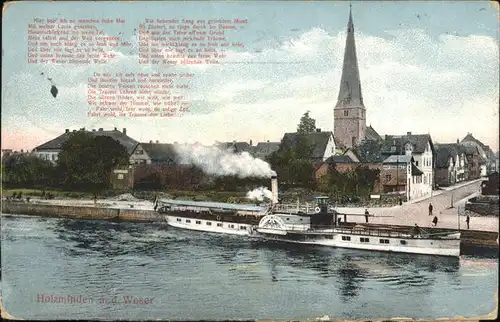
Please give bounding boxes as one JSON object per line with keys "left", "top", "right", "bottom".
{"left": 2, "top": 201, "right": 162, "bottom": 222}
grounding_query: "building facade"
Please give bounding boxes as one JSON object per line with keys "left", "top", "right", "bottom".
{"left": 32, "top": 127, "right": 138, "bottom": 163}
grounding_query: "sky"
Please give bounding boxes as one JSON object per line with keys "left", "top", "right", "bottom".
{"left": 2, "top": 1, "right": 499, "bottom": 152}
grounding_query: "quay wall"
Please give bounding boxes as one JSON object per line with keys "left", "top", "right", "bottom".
{"left": 1, "top": 202, "right": 161, "bottom": 222}
{"left": 2, "top": 202, "right": 497, "bottom": 251}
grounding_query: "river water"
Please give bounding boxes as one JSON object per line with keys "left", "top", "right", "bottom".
{"left": 1, "top": 214, "right": 498, "bottom": 320}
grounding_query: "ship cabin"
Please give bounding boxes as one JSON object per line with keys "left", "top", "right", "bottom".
{"left": 157, "top": 199, "right": 270, "bottom": 225}
{"left": 272, "top": 196, "right": 338, "bottom": 230}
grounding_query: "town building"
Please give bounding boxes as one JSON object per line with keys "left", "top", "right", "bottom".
{"left": 460, "top": 133, "right": 496, "bottom": 176}
{"left": 462, "top": 145, "right": 481, "bottom": 180}
{"left": 380, "top": 132, "right": 435, "bottom": 196}
{"left": 480, "top": 172, "right": 499, "bottom": 196}
{"left": 381, "top": 155, "right": 424, "bottom": 201}
{"left": 251, "top": 141, "right": 280, "bottom": 161}
{"left": 130, "top": 142, "right": 178, "bottom": 165}
{"left": 32, "top": 127, "right": 138, "bottom": 163}
{"left": 280, "top": 130, "right": 343, "bottom": 166}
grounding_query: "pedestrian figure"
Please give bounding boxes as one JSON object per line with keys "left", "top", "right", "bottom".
{"left": 466, "top": 215, "right": 470, "bottom": 229}
{"left": 337, "top": 217, "right": 342, "bottom": 225}
{"left": 364, "top": 209, "right": 369, "bottom": 223}
{"left": 154, "top": 203, "right": 158, "bottom": 211}
{"left": 399, "top": 197, "right": 403, "bottom": 206}
{"left": 414, "top": 223, "right": 421, "bottom": 236}
{"left": 428, "top": 203, "right": 433, "bottom": 216}
{"left": 432, "top": 216, "right": 438, "bottom": 226}
{"left": 344, "top": 214, "right": 347, "bottom": 223}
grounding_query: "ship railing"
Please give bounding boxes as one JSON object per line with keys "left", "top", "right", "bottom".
{"left": 273, "top": 203, "right": 319, "bottom": 214}
{"left": 279, "top": 224, "right": 460, "bottom": 239}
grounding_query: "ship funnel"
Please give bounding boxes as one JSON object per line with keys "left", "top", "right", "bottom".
{"left": 271, "top": 175, "right": 278, "bottom": 204}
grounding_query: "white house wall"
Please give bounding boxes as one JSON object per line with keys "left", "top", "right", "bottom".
{"left": 129, "top": 145, "right": 152, "bottom": 164}
{"left": 34, "top": 150, "right": 60, "bottom": 163}
{"left": 322, "top": 135, "right": 337, "bottom": 161}
{"left": 412, "top": 141, "right": 433, "bottom": 198}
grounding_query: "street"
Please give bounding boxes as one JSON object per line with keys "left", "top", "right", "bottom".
{"left": 337, "top": 180, "right": 499, "bottom": 232}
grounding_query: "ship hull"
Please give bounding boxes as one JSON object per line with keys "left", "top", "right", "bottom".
{"left": 256, "top": 230, "right": 461, "bottom": 257}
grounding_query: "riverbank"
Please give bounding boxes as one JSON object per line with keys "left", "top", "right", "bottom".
{"left": 2, "top": 200, "right": 498, "bottom": 253}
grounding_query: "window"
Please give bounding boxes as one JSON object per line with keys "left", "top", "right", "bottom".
{"left": 176, "top": 218, "right": 181, "bottom": 222}
{"left": 400, "top": 240, "right": 407, "bottom": 245}
{"left": 196, "top": 220, "right": 201, "bottom": 224}
{"left": 206, "top": 222, "right": 212, "bottom": 226}
{"left": 230, "top": 224, "right": 235, "bottom": 228}
{"left": 135, "top": 150, "right": 144, "bottom": 155}
{"left": 344, "top": 110, "right": 349, "bottom": 116}
{"left": 186, "top": 219, "right": 191, "bottom": 223}
{"left": 360, "top": 237, "right": 370, "bottom": 243}
{"left": 341, "top": 236, "right": 351, "bottom": 241}
{"left": 385, "top": 174, "right": 392, "bottom": 182}
{"left": 379, "top": 239, "right": 389, "bottom": 244}
{"left": 240, "top": 226, "right": 246, "bottom": 230}
{"left": 217, "top": 223, "right": 223, "bottom": 227}
{"left": 117, "top": 174, "right": 124, "bottom": 180}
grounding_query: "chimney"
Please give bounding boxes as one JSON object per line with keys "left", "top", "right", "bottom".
{"left": 457, "top": 138, "right": 459, "bottom": 144}
{"left": 156, "top": 140, "right": 159, "bottom": 143}
{"left": 114, "top": 127, "right": 117, "bottom": 131}
{"left": 271, "top": 175, "right": 278, "bottom": 204}
{"left": 149, "top": 140, "right": 153, "bottom": 143}
{"left": 316, "top": 128, "right": 321, "bottom": 132}
{"left": 407, "top": 131, "right": 412, "bottom": 136}
{"left": 92, "top": 129, "right": 96, "bottom": 132}
{"left": 123, "top": 128, "right": 127, "bottom": 135}
{"left": 65, "top": 129, "right": 69, "bottom": 133}
{"left": 267, "top": 140, "right": 269, "bottom": 142}
{"left": 249, "top": 139, "right": 253, "bottom": 146}
{"left": 98, "top": 128, "right": 103, "bottom": 131}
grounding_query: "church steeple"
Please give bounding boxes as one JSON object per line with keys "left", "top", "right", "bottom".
{"left": 335, "top": 4, "right": 364, "bottom": 108}
{"left": 333, "top": 5, "right": 367, "bottom": 149}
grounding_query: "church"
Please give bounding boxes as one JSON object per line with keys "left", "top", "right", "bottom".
{"left": 333, "top": 5, "right": 381, "bottom": 148}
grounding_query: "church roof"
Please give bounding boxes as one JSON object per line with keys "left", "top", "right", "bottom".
{"left": 365, "top": 125, "right": 382, "bottom": 141}
{"left": 335, "top": 7, "right": 364, "bottom": 109}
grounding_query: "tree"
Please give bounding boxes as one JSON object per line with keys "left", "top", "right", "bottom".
{"left": 1, "top": 154, "right": 56, "bottom": 187}
{"left": 56, "top": 132, "right": 129, "bottom": 195}
{"left": 297, "top": 111, "right": 316, "bottom": 134}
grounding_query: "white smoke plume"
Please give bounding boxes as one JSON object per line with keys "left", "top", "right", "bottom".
{"left": 246, "top": 187, "right": 273, "bottom": 201}
{"left": 173, "top": 144, "right": 276, "bottom": 178}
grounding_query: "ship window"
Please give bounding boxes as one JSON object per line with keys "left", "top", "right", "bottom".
{"left": 206, "top": 222, "right": 212, "bottom": 226}
{"left": 286, "top": 218, "right": 289, "bottom": 220}
{"left": 400, "top": 240, "right": 407, "bottom": 245}
{"left": 360, "top": 237, "right": 370, "bottom": 243}
{"left": 230, "top": 224, "right": 235, "bottom": 228}
{"left": 196, "top": 220, "right": 201, "bottom": 224}
{"left": 176, "top": 218, "right": 181, "bottom": 222}
{"left": 300, "top": 218, "right": 303, "bottom": 221}
{"left": 240, "top": 226, "right": 246, "bottom": 230}
{"left": 217, "top": 223, "right": 223, "bottom": 227}
{"left": 341, "top": 236, "right": 351, "bottom": 241}
{"left": 379, "top": 239, "right": 389, "bottom": 244}
{"left": 186, "top": 219, "right": 191, "bottom": 223}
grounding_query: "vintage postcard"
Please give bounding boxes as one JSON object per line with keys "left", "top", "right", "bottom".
{"left": 1, "top": 0, "right": 499, "bottom": 320}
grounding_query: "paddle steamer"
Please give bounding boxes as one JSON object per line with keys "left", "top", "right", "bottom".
{"left": 157, "top": 176, "right": 461, "bottom": 257}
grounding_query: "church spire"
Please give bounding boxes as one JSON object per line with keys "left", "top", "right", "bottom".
{"left": 335, "top": 5, "right": 364, "bottom": 108}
